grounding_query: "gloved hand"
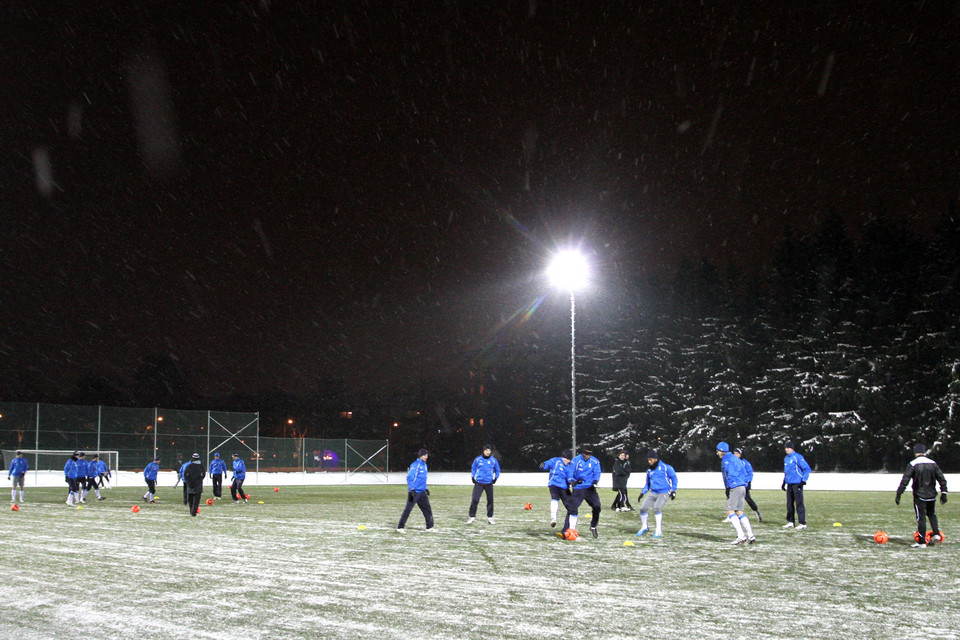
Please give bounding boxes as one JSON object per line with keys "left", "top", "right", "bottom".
{"left": 565, "top": 488, "right": 572, "bottom": 496}
{"left": 575, "top": 478, "right": 584, "bottom": 485}
{"left": 425, "top": 489, "right": 430, "bottom": 496}
{"left": 800, "top": 481, "right": 806, "bottom": 487}
{"left": 725, "top": 488, "right": 730, "bottom": 498}
{"left": 408, "top": 491, "right": 415, "bottom": 501}
{"left": 491, "top": 478, "right": 497, "bottom": 485}
{"left": 669, "top": 492, "right": 676, "bottom": 500}
{"left": 941, "top": 493, "right": 948, "bottom": 505}
{"left": 471, "top": 478, "right": 477, "bottom": 484}
{"left": 894, "top": 493, "right": 901, "bottom": 505}
{"left": 781, "top": 482, "right": 786, "bottom": 491}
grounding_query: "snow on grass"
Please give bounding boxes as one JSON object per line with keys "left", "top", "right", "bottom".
{"left": 1, "top": 487, "right": 956, "bottom": 639}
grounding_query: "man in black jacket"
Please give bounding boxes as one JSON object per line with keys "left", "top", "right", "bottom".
{"left": 183, "top": 453, "right": 206, "bottom": 517}
{"left": 896, "top": 443, "right": 948, "bottom": 548}
{"left": 611, "top": 451, "right": 632, "bottom": 511}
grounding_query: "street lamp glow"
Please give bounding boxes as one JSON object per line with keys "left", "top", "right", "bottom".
{"left": 547, "top": 250, "right": 589, "bottom": 292}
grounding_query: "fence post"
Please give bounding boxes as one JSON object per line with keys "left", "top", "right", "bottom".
{"left": 34, "top": 403, "right": 40, "bottom": 485}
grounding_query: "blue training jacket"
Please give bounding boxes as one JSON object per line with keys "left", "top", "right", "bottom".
{"left": 471, "top": 455, "right": 501, "bottom": 484}
{"left": 209, "top": 458, "right": 227, "bottom": 475}
{"left": 232, "top": 458, "right": 246, "bottom": 480}
{"left": 8, "top": 457, "right": 28, "bottom": 477}
{"left": 642, "top": 461, "right": 678, "bottom": 495}
{"left": 742, "top": 458, "right": 754, "bottom": 483}
{"left": 720, "top": 452, "right": 748, "bottom": 489}
{"left": 179, "top": 461, "right": 191, "bottom": 480}
{"left": 570, "top": 454, "right": 601, "bottom": 489}
{"left": 783, "top": 451, "right": 811, "bottom": 484}
{"left": 86, "top": 460, "right": 100, "bottom": 478}
{"left": 77, "top": 458, "right": 89, "bottom": 478}
{"left": 406, "top": 457, "right": 428, "bottom": 492}
{"left": 143, "top": 462, "right": 159, "bottom": 481}
{"left": 540, "top": 457, "right": 572, "bottom": 489}
{"left": 64, "top": 458, "right": 80, "bottom": 480}
{"left": 97, "top": 460, "right": 109, "bottom": 475}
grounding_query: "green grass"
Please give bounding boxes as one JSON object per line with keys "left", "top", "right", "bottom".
{"left": 1, "top": 485, "right": 955, "bottom": 639}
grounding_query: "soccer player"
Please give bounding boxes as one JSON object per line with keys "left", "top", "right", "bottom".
{"left": 397, "top": 448, "right": 435, "bottom": 532}
{"left": 717, "top": 442, "right": 756, "bottom": 545}
{"left": 84, "top": 454, "right": 105, "bottom": 501}
{"left": 143, "top": 457, "right": 159, "bottom": 503}
{"left": 8, "top": 450, "right": 28, "bottom": 504}
{"left": 209, "top": 452, "right": 227, "bottom": 499}
{"left": 636, "top": 449, "right": 677, "bottom": 538}
{"left": 895, "top": 443, "right": 948, "bottom": 548}
{"left": 467, "top": 444, "right": 501, "bottom": 524}
{"left": 734, "top": 447, "right": 762, "bottom": 521}
{"left": 183, "top": 453, "right": 206, "bottom": 517}
{"left": 611, "top": 450, "right": 632, "bottom": 511}
{"left": 179, "top": 458, "right": 191, "bottom": 505}
{"left": 64, "top": 451, "right": 81, "bottom": 506}
{"left": 96, "top": 455, "right": 111, "bottom": 489}
{"left": 563, "top": 445, "right": 602, "bottom": 539}
{"left": 76, "top": 452, "right": 90, "bottom": 503}
{"left": 540, "top": 448, "right": 574, "bottom": 528}
{"left": 782, "top": 440, "right": 811, "bottom": 530}
{"left": 230, "top": 453, "right": 248, "bottom": 503}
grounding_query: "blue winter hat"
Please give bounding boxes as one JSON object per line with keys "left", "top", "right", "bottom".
{"left": 213, "top": 453, "right": 220, "bottom": 457}
{"left": 914, "top": 443, "right": 926, "bottom": 454}
{"left": 561, "top": 449, "right": 574, "bottom": 460}
{"left": 716, "top": 442, "right": 730, "bottom": 452}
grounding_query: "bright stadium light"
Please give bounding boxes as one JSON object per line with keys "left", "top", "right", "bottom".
{"left": 546, "top": 249, "right": 590, "bottom": 454}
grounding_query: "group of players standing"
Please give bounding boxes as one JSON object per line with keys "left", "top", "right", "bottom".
{"left": 62, "top": 451, "right": 111, "bottom": 506}
{"left": 395, "top": 439, "right": 948, "bottom": 547}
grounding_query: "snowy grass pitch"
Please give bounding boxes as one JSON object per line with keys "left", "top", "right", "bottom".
{"left": 1, "top": 486, "right": 955, "bottom": 639}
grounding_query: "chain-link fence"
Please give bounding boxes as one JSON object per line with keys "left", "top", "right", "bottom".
{"left": 0, "top": 402, "right": 389, "bottom": 480}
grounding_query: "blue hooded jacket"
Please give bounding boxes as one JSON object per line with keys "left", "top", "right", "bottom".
{"left": 8, "top": 456, "right": 28, "bottom": 477}
{"left": 65, "top": 458, "right": 80, "bottom": 480}
{"left": 570, "top": 454, "right": 601, "bottom": 489}
{"left": 232, "top": 458, "right": 246, "bottom": 480}
{"left": 741, "top": 458, "right": 754, "bottom": 483}
{"left": 143, "top": 461, "right": 159, "bottom": 481}
{"left": 471, "top": 454, "right": 501, "bottom": 484}
{"left": 86, "top": 459, "right": 100, "bottom": 478}
{"left": 77, "top": 458, "right": 89, "bottom": 478}
{"left": 97, "top": 460, "right": 109, "bottom": 475}
{"left": 642, "top": 461, "right": 678, "bottom": 495}
{"left": 540, "top": 457, "right": 572, "bottom": 489}
{"left": 406, "top": 457, "right": 428, "bottom": 492}
{"left": 720, "top": 452, "right": 748, "bottom": 489}
{"left": 209, "top": 457, "right": 227, "bottom": 475}
{"left": 783, "top": 451, "right": 811, "bottom": 484}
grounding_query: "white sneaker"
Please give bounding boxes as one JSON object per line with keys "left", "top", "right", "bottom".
{"left": 796, "top": 524, "right": 807, "bottom": 530}
{"left": 396, "top": 528, "right": 406, "bottom": 534}
{"left": 732, "top": 536, "right": 747, "bottom": 545}
{"left": 466, "top": 517, "right": 476, "bottom": 524}
{"left": 932, "top": 534, "right": 942, "bottom": 543}
{"left": 425, "top": 527, "right": 438, "bottom": 533}
{"left": 487, "top": 517, "right": 495, "bottom": 524}
{"left": 911, "top": 542, "right": 926, "bottom": 548}
{"left": 783, "top": 522, "right": 795, "bottom": 529}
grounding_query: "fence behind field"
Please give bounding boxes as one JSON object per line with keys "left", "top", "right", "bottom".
{"left": 0, "top": 402, "right": 388, "bottom": 483}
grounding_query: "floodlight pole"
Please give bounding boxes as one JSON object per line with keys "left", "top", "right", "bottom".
{"left": 569, "top": 291, "right": 577, "bottom": 454}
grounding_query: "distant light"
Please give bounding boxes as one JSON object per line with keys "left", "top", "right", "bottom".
{"left": 157, "top": 416, "right": 163, "bottom": 421}
{"left": 547, "top": 250, "right": 589, "bottom": 291}
{"left": 287, "top": 418, "right": 294, "bottom": 424}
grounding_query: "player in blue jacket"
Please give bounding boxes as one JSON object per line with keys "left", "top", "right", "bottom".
{"left": 209, "top": 452, "right": 227, "bottom": 499}
{"left": 179, "top": 459, "right": 192, "bottom": 505}
{"left": 562, "top": 445, "right": 602, "bottom": 539}
{"left": 734, "top": 447, "right": 761, "bottom": 521}
{"left": 540, "top": 449, "right": 574, "bottom": 528}
{"left": 83, "top": 454, "right": 104, "bottom": 502}
{"left": 143, "top": 457, "right": 159, "bottom": 503}
{"left": 397, "top": 448, "right": 435, "bottom": 532}
{"left": 8, "top": 450, "right": 28, "bottom": 504}
{"left": 782, "top": 440, "right": 811, "bottom": 530}
{"left": 717, "top": 442, "right": 756, "bottom": 545}
{"left": 96, "top": 457, "right": 111, "bottom": 489}
{"left": 636, "top": 450, "right": 678, "bottom": 538}
{"left": 230, "top": 453, "right": 248, "bottom": 503}
{"left": 467, "top": 444, "right": 501, "bottom": 524}
{"left": 64, "top": 451, "right": 81, "bottom": 506}
{"left": 76, "top": 453, "right": 91, "bottom": 503}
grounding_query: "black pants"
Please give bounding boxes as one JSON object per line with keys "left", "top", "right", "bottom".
{"left": 563, "top": 487, "right": 602, "bottom": 532}
{"left": 398, "top": 490, "right": 434, "bottom": 529}
{"left": 183, "top": 483, "right": 189, "bottom": 505}
{"left": 144, "top": 479, "right": 156, "bottom": 496}
{"left": 745, "top": 482, "right": 759, "bottom": 514}
{"left": 212, "top": 474, "right": 223, "bottom": 497}
{"left": 469, "top": 483, "right": 494, "bottom": 518}
{"left": 611, "top": 488, "right": 629, "bottom": 509}
{"left": 67, "top": 478, "right": 80, "bottom": 494}
{"left": 231, "top": 478, "right": 246, "bottom": 501}
{"left": 786, "top": 483, "right": 805, "bottom": 525}
{"left": 914, "top": 496, "right": 939, "bottom": 539}
{"left": 188, "top": 492, "right": 202, "bottom": 516}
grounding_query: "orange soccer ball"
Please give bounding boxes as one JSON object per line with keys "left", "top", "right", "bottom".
{"left": 274, "top": 487, "right": 280, "bottom": 492}
{"left": 206, "top": 498, "right": 214, "bottom": 506}
{"left": 873, "top": 531, "right": 888, "bottom": 544}
{"left": 523, "top": 503, "right": 532, "bottom": 510}
{"left": 131, "top": 505, "right": 141, "bottom": 513}
{"left": 245, "top": 494, "right": 251, "bottom": 499}
{"left": 916, "top": 530, "right": 945, "bottom": 544}
{"left": 11, "top": 504, "right": 19, "bottom": 512}
{"left": 196, "top": 507, "right": 201, "bottom": 513}
{"left": 564, "top": 528, "right": 579, "bottom": 541}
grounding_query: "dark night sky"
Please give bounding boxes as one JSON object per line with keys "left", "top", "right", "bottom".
{"left": 2, "top": 2, "right": 959, "bottom": 400}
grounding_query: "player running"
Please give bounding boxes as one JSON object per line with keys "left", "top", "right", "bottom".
{"left": 540, "top": 448, "right": 574, "bottom": 528}
{"left": 636, "top": 449, "right": 678, "bottom": 538}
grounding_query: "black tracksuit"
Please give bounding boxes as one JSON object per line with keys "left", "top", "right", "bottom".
{"left": 896, "top": 455, "right": 948, "bottom": 540}
{"left": 183, "top": 461, "right": 206, "bottom": 516}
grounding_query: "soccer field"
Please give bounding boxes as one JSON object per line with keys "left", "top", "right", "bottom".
{"left": 1, "top": 485, "right": 955, "bottom": 640}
